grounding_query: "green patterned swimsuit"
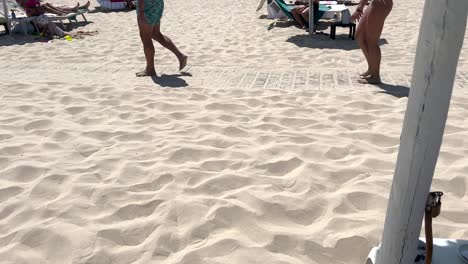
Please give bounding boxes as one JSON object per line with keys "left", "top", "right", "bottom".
{"left": 136, "top": 0, "right": 164, "bottom": 25}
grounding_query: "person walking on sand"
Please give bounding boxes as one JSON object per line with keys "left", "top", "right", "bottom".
{"left": 351, "top": 0, "right": 392, "bottom": 84}
{"left": 136, "top": 0, "right": 188, "bottom": 77}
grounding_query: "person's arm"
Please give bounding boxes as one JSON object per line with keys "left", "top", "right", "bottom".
{"left": 355, "top": 0, "right": 368, "bottom": 13}
{"left": 351, "top": 0, "right": 368, "bottom": 22}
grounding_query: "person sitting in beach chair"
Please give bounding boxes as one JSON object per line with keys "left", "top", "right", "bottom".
{"left": 35, "top": 13, "right": 70, "bottom": 37}
{"left": 18, "top": 0, "right": 90, "bottom": 16}
{"left": 275, "top": 0, "right": 326, "bottom": 30}
{"left": 291, "top": 0, "right": 318, "bottom": 29}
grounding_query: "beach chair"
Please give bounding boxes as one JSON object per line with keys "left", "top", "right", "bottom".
{"left": 1, "top": 17, "right": 9, "bottom": 34}
{"left": 266, "top": 0, "right": 287, "bottom": 19}
{"left": 273, "top": 0, "right": 329, "bottom": 25}
{"left": 2, "top": 0, "right": 89, "bottom": 34}
{"left": 0, "top": 0, "right": 39, "bottom": 35}
{"left": 46, "top": 9, "right": 89, "bottom": 28}
{"left": 272, "top": 0, "right": 296, "bottom": 20}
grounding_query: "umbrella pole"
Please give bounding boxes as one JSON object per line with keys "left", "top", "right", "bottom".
{"left": 375, "top": 0, "right": 467, "bottom": 263}
{"left": 308, "top": 0, "right": 313, "bottom": 35}
{"left": 2, "top": 0, "right": 10, "bottom": 34}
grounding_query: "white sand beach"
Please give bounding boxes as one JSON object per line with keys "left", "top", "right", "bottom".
{"left": 0, "top": 0, "right": 467, "bottom": 263}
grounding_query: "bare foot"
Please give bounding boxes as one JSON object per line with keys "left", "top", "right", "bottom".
{"left": 136, "top": 68, "right": 156, "bottom": 77}
{"left": 72, "top": 3, "right": 79, "bottom": 11}
{"left": 178, "top": 55, "right": 188, "bottom": 71}
{"left": 359, "top": 70, "right": 371, "bottom": 79}
{"left": 81, "top": 1, "right": 90, "bottom": 9}
{"left": 358, "top": 76, "right": 381, "bottom": 85}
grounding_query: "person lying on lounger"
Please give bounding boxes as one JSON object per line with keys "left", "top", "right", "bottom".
{"left": 18, "top": 0, "right": 90, "bottom": 17}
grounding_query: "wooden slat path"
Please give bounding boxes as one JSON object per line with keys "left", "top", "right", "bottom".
{"left": 2, "top": 62, "right": 467, "bottom": 92}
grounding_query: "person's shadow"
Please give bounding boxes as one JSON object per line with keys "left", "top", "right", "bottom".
{"left": 376, "top": 83, "right": 410, "bottom": 98}
{"left": 151, "top": 72, "right": 192, "bottom": 88}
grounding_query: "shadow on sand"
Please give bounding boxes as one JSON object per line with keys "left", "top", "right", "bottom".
{"left": 376, "top": 82, "right": 410, "bottom": 98}
{"left": 0, "top": 34, "right": 44, "bottom": 46}
{"left": 287, "top": 34, "right": 388, "bottom": 50}
{"left": 267, "top": 20, "right": 295, "bottom": 30}
{"left": 151, "top": 72, "right": 192, "bottom": 88}
{"left": 0, "top": 21, "right": 93, "bottom": 47}
{"left": 88, "top": 7, "right": 134, "bottom": 14}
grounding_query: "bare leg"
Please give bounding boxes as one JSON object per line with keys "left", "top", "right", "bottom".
{"left": 43, "top": 3, "right": 75, "bottom": 15}
{"left": 152, "top": 24, "right": 188, "bottom": 70}
{"left": 79, "top": 1, "right": 90, "bottom": 9}
{"left": 358, "top": 1, "right": 392, "bottom": 84}
{"left": 300, "top": 7, "right": 309, "bottom": 24}
{"left": 291, "top": 6, "right": 306, "bottom": 28}
{"left": 50, "top": 3, "right": 78, "bottom": 12}
{"left": 41, "top": 4, "right": 67, "bottom": 15}
{"left": 355, "top": 7, "right": 371, "bottom": 78}
{"left": 137, "top": 17, "right": 156, "bottom": 77}
{"left": 70, "top": 3, "right": 79, "bottom": 11}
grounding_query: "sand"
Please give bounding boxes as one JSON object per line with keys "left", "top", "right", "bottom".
{"left": 0, "top": 0, "right": 467, "bottom": 263}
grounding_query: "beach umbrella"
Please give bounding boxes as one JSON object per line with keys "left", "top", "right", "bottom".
{"left": 2, "top": 0, "right": 10, "bottom": 33}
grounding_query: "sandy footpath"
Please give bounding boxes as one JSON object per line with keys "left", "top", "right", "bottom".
{"left": 0, "top": 0, "right": 467, "bottom": 263}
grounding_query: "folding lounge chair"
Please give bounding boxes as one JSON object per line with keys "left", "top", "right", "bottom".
{"left": 1, "top": 17, "right": 9, "bottom": 34}
{"left": 0, "top": 0, "right": 39, "bottom": 35}
{"left": 273, "top": 0, "right": 329, "bottom": 26}
{"left": 46, "top": 9, "right": 88, "bottom": 28}
{"left": 68, "top": 9, "right": 88, "bottom": 24}
{"left": 7, "top": 0, "right": 89, "bottom": 32}
{"left": 272, "top": 0, "right": 296, "bottom": 20}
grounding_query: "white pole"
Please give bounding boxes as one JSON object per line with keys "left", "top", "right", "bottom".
{"left": 2, "top": 0, "right": 10, "bottom": 34}
{"left": 376, "top": 0, "right": 467, "bottom": 263}
{"left": 308, "top": 0, "right": 313, "bottom": 35}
